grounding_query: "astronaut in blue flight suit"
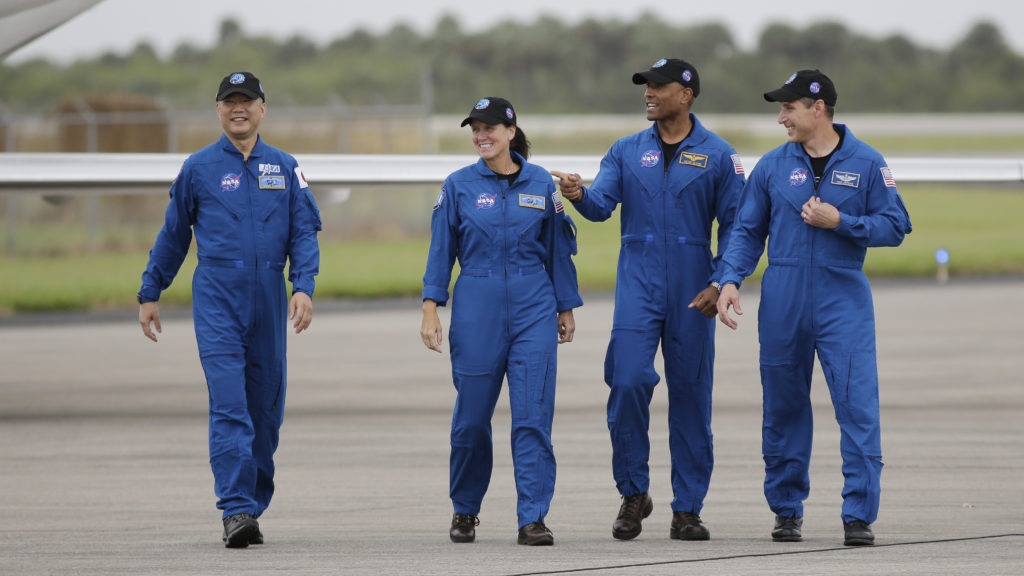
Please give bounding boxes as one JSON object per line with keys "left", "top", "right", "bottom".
{"left": 553, "top": 58, "right": 744, "bottom": 541}
{"left": 420, "top": 97, "right": 582, "bottom": 546}
{"left": 138, "top": 72, "right": 321, "bottom": 548}
{"left": 716, "top": 70, "right": 911, "bottom": 547}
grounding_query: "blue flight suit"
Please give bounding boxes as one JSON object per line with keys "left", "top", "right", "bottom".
{"left": 571, "top": 115, "right": 743, "bottom": 514}
{"left": 422, "top": 153, "right": 583, "bottom": 528}
{"left": 718, "top": 124, "right": 911, "bottom": 524}
{"left": 138, "top": 134, "right": 322, "bottom": 519}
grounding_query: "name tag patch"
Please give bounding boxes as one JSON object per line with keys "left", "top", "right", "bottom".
{"left": 519, "top": 194, "right": 546, "bottom": 210}
{"left": 678, "top": 152, "right": 708, "bottom": 169}
{"left": 259, "top": 175, "right": 286, "bottom": 189}
{"left": 831, "top": 171, "right": 861, "bottom": 188}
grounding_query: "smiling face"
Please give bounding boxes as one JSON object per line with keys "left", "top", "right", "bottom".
{"left": 776, "top": 98, "right": 820, "bottom": 143}
{"left": 216, "top": 94, "right": 266, "bottom": 143}
{"left": 643, "top": 81, "right": 690, "bottom": 121}
{"left": 469, "top": 119, "right": 515, "bottom": 163}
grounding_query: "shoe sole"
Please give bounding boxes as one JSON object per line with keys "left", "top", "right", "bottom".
{"left": 844, "top": 538, "right": 874, "bottom": 546}
{"left": 450, "top": 534, "right": 475, "bottom": 543}
{"left": 612, "top": 497, "right": 654, "bottom": 541}
{"left": 772, "top": 535, "right": 803, "bottom": 542}
{"left": 518, "top": 535, "right": 554, "bottom": 546}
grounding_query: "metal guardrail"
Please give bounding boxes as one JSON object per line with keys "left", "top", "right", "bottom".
{"left": 0, "top": 153, "right": 1022, "bottom": 195}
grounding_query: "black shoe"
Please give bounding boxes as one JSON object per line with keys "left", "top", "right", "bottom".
{"left": 670, "top": 511, "right": 710, "bottom": 541}
{"left": 843, "top": 520, "right": 875, "bottom": 546}
{"left": 518, "top": 522, "right": 554, "bottom": 546}
{"left": 450, "top": 513, "right": 479, "bottom": 543}
{"left": 250, "top": 528, "right": 264, "bottom": 545}
{"left": 612, "top": 492, "right": 653, "bottom": 540}
{"left": 222, "top": 513, "right": 259, "bottom": 549}
{"left": 772, "top": 515, "right": 803, "bottom": 542}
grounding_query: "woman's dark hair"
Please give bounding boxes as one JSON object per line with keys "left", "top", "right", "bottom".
{"left": 509, "top": 124, "right": 531, "bottom": 159}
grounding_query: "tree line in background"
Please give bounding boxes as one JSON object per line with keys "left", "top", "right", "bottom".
{"left": 2, "top": 12, "right": 1022, "bottom": 114}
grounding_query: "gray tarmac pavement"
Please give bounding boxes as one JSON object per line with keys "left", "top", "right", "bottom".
{"left": 1, "top": 278, "right": 1022, "bottom": 575}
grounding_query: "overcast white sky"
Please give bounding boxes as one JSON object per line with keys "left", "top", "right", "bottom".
{"left": 8, "top": 0, "right": 1024, "bottom": 64}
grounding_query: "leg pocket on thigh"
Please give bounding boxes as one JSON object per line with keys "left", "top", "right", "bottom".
{"left": 825, "top": 352, "right": 879, "bottom": 427}
{"left": 510, "top": 352, "right": 553, "bottom": 423}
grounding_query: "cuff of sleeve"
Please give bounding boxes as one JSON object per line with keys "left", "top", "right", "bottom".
{"left": 719, "top": 274, "right": 742, "bottom": 289}
{"left": 557, "top": 295, "right": 583, "bottom": 312}
{"left": 833, "top": 212, "right": 851, "bottom": 235}
{"left": 291, "top": 281, "right": 315, "bottom": 297}
{"left": 137, "top": 286, "right": 160, "bottom": 303}
{"left": 422, "top": 286, "right": 449, "bottom": 305}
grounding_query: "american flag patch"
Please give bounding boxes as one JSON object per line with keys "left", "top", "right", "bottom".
{"left": 731, "top": 154, "right": 745, "bottom": 175}
{"left": 880, "top": 167, "right": 896, "bottom": 188}
{"left": 552, "top": 190, "right": 564, "bottom": 213}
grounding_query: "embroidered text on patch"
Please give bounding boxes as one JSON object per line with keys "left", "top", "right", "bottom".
{"left": 678, "top": 152, "right": 708, "bottom": 169}
{"left": 789, "top": 168, "right": 809, "bottom": 187}
{"left": 259, "top": 175, "right": 286, "bottom": 189}
{"left": 519, "top": 194, "right": 546, "bottom": 210}
{"left": 640, "top": 149, "right": 662, "bottom": 168}
{"left": 831, "top": 171, "right": 861, "bottom": 188}
{"left": 220, "top": 173, "right": 241, "bottom": 192}
{"left": 476, "top": 193, "right": 497, "bottom": 210}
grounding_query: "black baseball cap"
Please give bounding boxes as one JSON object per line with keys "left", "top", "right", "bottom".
{"left": 460, "top": 97, "right": 517, "bottom": 127}
{"left": 216, "top": 71, "right": 265, "bottom": 102}
{"left": 632, "top": 58, "right": 701, "bottom": 98}
{"left": 763, "top": 69, "right": 837, "bottom": 106}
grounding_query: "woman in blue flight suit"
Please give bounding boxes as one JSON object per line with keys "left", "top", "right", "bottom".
{"left": 420, "top": 97, "right": 583, "bottom": 546}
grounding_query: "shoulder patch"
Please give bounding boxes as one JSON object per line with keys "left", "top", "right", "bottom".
{"left": 731, "top": 154, "right": 745, "bottom": 175}
{"left": 880, "top": 167, "right": 897, "bottom": 188}
{"left": 433, "top": 186, "right": 446, "bottom": 211}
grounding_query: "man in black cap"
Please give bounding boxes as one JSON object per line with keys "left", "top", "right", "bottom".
{"left": 715, "top": 69, "right": 911, "bottom": 546}
{"left": 138, "top": 71, "right": 322, "bottom": 548}
{"left": 552, "top": 58, "right": 744, "bottom": 542}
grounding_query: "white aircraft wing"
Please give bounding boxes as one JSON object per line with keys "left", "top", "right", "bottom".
{"left": 0, "top": 0, "right": 104, "bottom": 58}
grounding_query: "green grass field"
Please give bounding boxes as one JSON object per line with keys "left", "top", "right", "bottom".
{"left": 1, "top": 183, "right": 1022, "bottom": 315}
